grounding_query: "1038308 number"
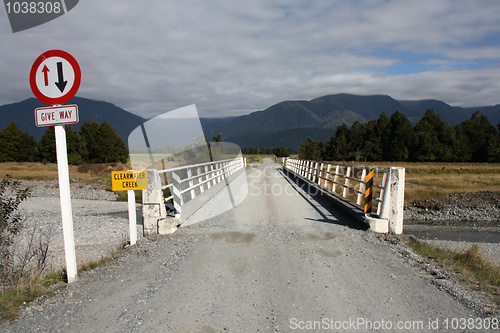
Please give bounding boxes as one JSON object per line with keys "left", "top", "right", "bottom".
{"left": 5, "top": 1, "right": 62, "bottom": 14}
{"left": 442, "top": 317, "right": 499, "bottom": 330}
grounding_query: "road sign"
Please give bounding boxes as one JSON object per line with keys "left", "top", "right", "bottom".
{"left": 111, "top": 170, "right": 146, "bottom": 246}
{"left": 29, "top": 49, "right": 81, "bottom": 283}
{"left": 30, "top": 49, "right": 81, "bottom": 105}
{"left": 112, "top": 170, "right": 148, "bottom": 191}
{"left": 35, "top": 104, "right": 79, "bottom": 127}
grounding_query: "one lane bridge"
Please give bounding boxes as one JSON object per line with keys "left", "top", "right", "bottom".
{"left": 4, "top": 158, "right": 479, "bottom": 332}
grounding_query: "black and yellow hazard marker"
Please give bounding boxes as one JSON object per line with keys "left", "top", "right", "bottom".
{"left": 364, "top": 168, "right": 374, "bottom": 213}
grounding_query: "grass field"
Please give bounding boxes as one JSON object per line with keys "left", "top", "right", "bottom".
{"left": 351, "top": 161, "right": 500, "bottom": 204}
{"left": 1, "top": 160, "right": 499, "bottom": 205}
{"left": 0, "top": 162, "right": 132, "bottom": 191}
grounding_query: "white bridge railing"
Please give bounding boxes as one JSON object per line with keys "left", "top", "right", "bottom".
{"left": 160, "top": 157, "right": 245, "bottom": 214}
{"left": 142, "top": 157, "right": 246, "bottom": 235}
{"left": 284, "top": 158, "right": 405, "bottom": 234}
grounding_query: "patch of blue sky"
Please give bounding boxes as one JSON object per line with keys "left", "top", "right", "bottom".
{"left": 360, "top": 48, "right": 496, "bottom": 76}
{"left": 384, "top": 63, "right": 437, "bottom": 75}
{"left": 384, "top": 59, "right": 495, "bottom": 76}
{"left": 355, "top": 48, "right": 442, "bottom": 75}
{"left": 466, "top": 33, "right": 500, "bottom": 48}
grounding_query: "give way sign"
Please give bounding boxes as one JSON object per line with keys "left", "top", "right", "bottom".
{"left": 29, "top": 49, "right": 81, "bottom": 105}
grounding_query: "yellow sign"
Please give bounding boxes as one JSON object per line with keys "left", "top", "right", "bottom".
{"left": 111, "top": 170, "right": 148, "bottom": 191}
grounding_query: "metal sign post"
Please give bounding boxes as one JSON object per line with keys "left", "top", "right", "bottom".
{"left": 111, "top": 170, "right": 148, "bottom": 246}
{"left": 30, "top": 50, "right": 81, "bottom": 283}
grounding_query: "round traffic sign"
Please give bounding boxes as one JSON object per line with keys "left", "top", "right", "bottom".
{"left": 30, "top": 50, "right": 81, "bottom": 105}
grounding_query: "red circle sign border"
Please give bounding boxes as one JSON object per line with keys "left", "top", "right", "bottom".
{"left": 30, "top": 50, "right": 81, "bottom": 105}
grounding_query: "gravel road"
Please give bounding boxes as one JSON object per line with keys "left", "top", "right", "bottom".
{"left": 3, "top": 160, "right": 497, "bottom": 332}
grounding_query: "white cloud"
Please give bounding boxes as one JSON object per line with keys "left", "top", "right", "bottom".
{"left": 1, "top": 0, "right": 500, "bottom": 119}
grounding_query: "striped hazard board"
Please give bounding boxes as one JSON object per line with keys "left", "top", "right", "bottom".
{"left": 364, "top": 168, "right": 374, "bottom": 213}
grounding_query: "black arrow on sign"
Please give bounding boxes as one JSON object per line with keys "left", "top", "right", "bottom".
{"left": 55, "top": 62, "right": 68, "bottom": 93}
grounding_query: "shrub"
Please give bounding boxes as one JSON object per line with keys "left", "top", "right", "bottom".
{"left": 0, "top": 176, "right": 31, "bottom": 286}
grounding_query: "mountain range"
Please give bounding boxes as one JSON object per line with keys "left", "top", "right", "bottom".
{"left": 202, "top": 94, "right": 500, "bottom": 150}
{"left": 0, "top": 97, "right": 145, "bottom": 143}
{"left": 1, "top": 94, "right": 499, "bottom": 150}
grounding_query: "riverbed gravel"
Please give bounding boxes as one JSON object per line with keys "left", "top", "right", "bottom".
{"left": 404, "top": 191, "right": 500, "bottom": 227}
{"left": 12, "top": 180, "right": 141, "bottom": 274}
{"left": 403, "top": 191, "right": 500, "bottom": 265}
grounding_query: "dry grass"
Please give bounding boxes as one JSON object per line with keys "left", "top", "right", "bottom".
{"left": 0, "top": 271, "right": 65, "bottom": 321}
{"left": 3, "top": 161, "right": 500, "bottom": 205}
{"left": 407, "top": 238, "right": 500, "bottom": 307}
{"left": 0, "top": 243, "right": 125, "bottom": 322}
{"left": 338, "top": 161, "right": 500, "bottom": 205}
{"left": 243, "top": 155, "right": 264, "bottom": 164}
{"left": 0, "top": 162, "right": 131, "bottom": 186}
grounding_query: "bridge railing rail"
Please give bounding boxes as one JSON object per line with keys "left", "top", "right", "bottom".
{"left": 158, "top": 157, "right": 245, "bottom": 214}
{"left": 142, "top": 156, "right": 246, "bottom": 235}
{"left": 284, "top": 158, "right": 405, "bottom": 234}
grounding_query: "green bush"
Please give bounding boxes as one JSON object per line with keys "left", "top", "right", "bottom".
{"left": 0, "top": 176, "right": 30, "bottom": 285}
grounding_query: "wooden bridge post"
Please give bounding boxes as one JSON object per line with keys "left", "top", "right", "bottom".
{"left": 332, "top": 165, "right": 339, "bottom": 193}
{"left": 357, "top": 168, "right": 367, "bottom": 206}
{"left": 324, "top": 164, "right": 331, "bottom": 189}
{"left": 172, "top": 171, "right": 183, "bottom": 217}
{"left": 342, "top": 166, "right": 351, "bottom": 198}
{"left": 187, "top": 168, "right": 196, "bottom": 200}
{"left": 197, "top": 166, "right": 205, "bottom": 194}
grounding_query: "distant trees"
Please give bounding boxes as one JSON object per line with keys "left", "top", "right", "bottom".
{"left": 298, "top": 137, "right": 324, "bottom": 160}
{"left": 385, "top": 111, "right": 415, "bottom": 161}
{"left": 454, "top": 111, "right": 497, "bottom": 162}
{"left": 414, "top": 109, "right": 455, "bottom": 162}
{"left": 37, "top": 125, "right": 56, "bottom": 163}
{"left": 489, "top": 124, "right": 500, "bottom": 162}
{"left": 0, "top": 121, "right": 128, "bottom": 164}
{"left": 300, "top": 109, "right": 500, "bottom": 163}
{"left": 273, "top": 147, "right": 294, "bottom": 158}
{"left": 80, "top": 121, "right": 128, "bottom": 163}
{"left": 241, "top": 147, "right": 295, "bottom": 157}
{"left": 0, "top": 123, "right": 37, "bottom": 162}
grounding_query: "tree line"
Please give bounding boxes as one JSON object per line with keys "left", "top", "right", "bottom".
{"left": 298, "top": 109, "right": 500, "bottom": 163}
{"left": 0, "top": 121, "right": 128, "bottom": 164}
{"left": 241, "top": 147, "right": 296, "bottom": 157}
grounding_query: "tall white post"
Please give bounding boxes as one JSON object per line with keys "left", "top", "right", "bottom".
{"left": 55, "top": 125, "right": 77, "bottom": 283}
{"left": 388, "top": 167, "right": 405, "bottom": 234}
{"left": 127, "top": 190, "right": 137, "bottom": 245}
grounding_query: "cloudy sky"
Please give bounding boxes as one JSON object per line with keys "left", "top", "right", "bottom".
{"left": 2, "top": 0, "right": 500, "bottom": 119}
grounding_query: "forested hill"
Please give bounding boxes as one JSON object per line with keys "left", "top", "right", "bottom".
{"left": 0, "top": 97, "right": 145, "bottom": 142}
{"left": 201, "top": 94, "right": 500, "bottom": 150}
{"left": 1, "top": 94, "right": 499, "bottom": 151}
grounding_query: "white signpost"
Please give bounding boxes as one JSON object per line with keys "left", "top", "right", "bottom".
{"left": 30, "top": 50, "right": 81, "bottom": 283}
